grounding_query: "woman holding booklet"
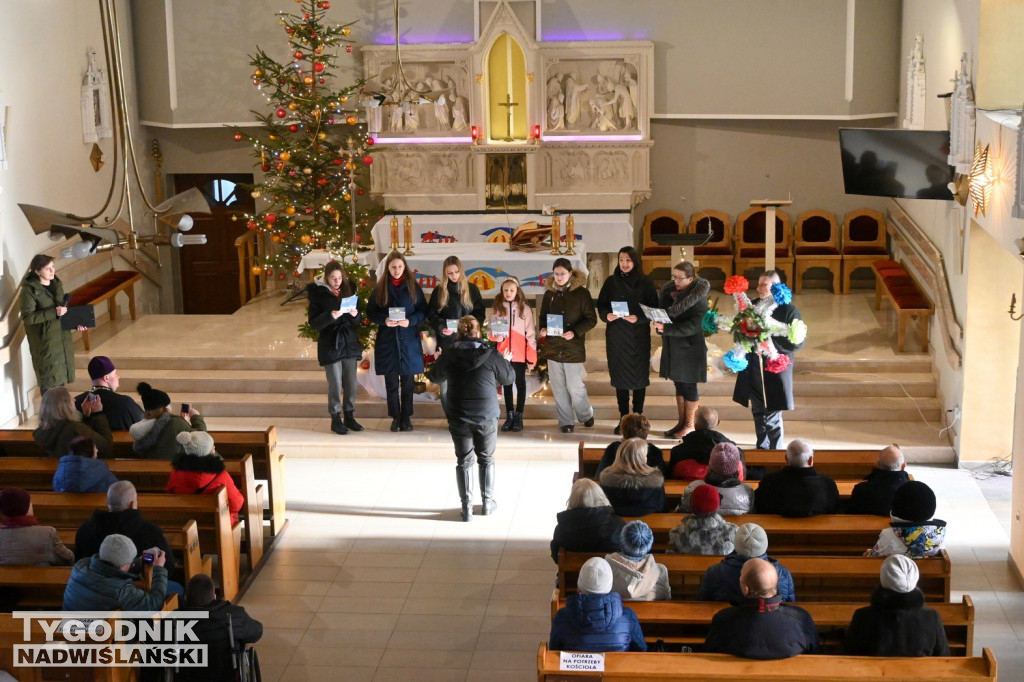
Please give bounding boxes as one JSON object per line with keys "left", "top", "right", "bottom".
{"left": 307, "top": 260, "right": 365, "bottom": 435}
{"left": 597, "top": 246, "right": 659, "bottom": 433}
{"left": 654, "top": 261, "right": 710, "bottom": 439}
{"left": 427, "top": 256, "right": 485, "bottom": 413}
{"left": 488, "top": 276, "right": 537, "bottom": 432}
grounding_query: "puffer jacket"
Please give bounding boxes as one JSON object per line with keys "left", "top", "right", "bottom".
{"left": 549, "top": 592, "right": 646, "bottom": 653}
{"left": 306, "top": 278, "right": 363, "bottom": 366}
{"left": 75, "top": 508, "right": 176, "bottom": 577}
{"left": 667, "top": 513, "right": 738, "bottom": 555}
{"left": 130, "top": 413, "right": 207, "bottom": 460}
{"left": 696, "top": 551, "right": 796, "bottom": 603}
{"left": 489, "top": 300, "right": 538, "bottom": 365}
{"left": 53, "top": 455, "right": 119, "bottom": 493}
{"left": 550, "top": 506, "right": 625, "bottom": 563}
{"left": 34, "top": 414, "right": 113, "bottom": 458}
{"left": 63, "top": 555, "right": 167, "bottom": 611}
{"left": 866, "top": 520, "right": 947, "bottom": 558}
{"left": 844, "top": 587, "right": 950, "bottom": 657}
{"left": 166, "top": 454, "right": 244, "bottom": 523}
{"left": 19, "top": 272, "right": 75, "bottom": 390}
{"left": 539, "top": 270, "right": 596, "bottom": 364}
{"left": 429, "top": 338, "right": 514, "bottom": 425}
{"left": 366, "top": 278, "right": 428, "bottom": 376}
{"left": 677, "top": 480, "right": 754, "bottom": 516}
{"left": 604, "top": 553, "right": 671, "bottom": 601}
{"left": 599, "top": 470, "right": 666, "bottom": 517}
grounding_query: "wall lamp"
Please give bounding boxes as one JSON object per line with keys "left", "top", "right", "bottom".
{"left": 969, "top": 141, "right": 994, "bottom": 217}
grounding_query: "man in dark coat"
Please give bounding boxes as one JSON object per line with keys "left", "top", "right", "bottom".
{"left": 732, "top": 270, "right": 804, "bottom": 449}
{"left": 844, "top": 554, "right": 950, "bottom": 657}
{"left": 431, "top": 316, "right": 514, "bottom": 521}
{"left": 845, "top": 445, "right": 911, "bottom": 516}
{"left": 753, "top": 439, "right": 839, "bottom": 517}
{"left": 175, "top": 573, "right": 263, "bottom": 682}
{"left": 696, "top": 523, "right": 795, "bottom": 603}
{"left": 703, "top": 557, "right": 817, "bottom": 659}
{"left": 666, "top": 407, "right": 738, "bottom": 479}
{"left": 549, "top": 557, "right": 646, "bottom": 652}
{"left": 74, "top": 356, "right": 144, "bottom": 430}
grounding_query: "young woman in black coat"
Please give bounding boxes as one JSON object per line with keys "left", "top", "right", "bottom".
{"left": 596, "top": 247, "right": 659, "bottom": 432}
{"left": 427, "top": 255, "right": 485, "bottom": 412}
{"left": 366, "top": 252, "right": 428, "bottom": 432}
{"left": 307, "top": 261, "right": 364, "bottom": 435}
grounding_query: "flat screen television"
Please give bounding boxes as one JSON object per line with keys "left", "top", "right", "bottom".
{"left": 839, "top": 128, "right": 954, "bottom": 201}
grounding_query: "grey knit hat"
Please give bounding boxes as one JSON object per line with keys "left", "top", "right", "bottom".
{"left": 734, "top": 523, "right": 769, "bottom": 558}
{"left": 99, "top": 534, "right": 137, "bottom": 567}
{"left": 880, "top": 554, "right": 919, "bottom": 593}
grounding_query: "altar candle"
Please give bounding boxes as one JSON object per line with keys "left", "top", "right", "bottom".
{"left": 552, "top": 216, "right": 561, "bottom": 245}
{"left": 389, "top": 217, "right": 399, "bottom": 247}
{"left": 566, "top": 215, "right": 575, "bottom": 244}
{"left": 403, "top": 216, "right": 413, "bottom": 246}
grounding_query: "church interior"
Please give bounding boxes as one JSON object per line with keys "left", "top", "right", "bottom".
{"left": 1, "top": 1, "right": 1024, "bottom": 680}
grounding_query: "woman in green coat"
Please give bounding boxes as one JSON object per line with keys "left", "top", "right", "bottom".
{"left": 19, "top": 255, "right": 78, "bottom": 391}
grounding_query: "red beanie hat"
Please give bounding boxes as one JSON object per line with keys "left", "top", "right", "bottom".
{"left": 690, "top": 483, "right": 721, "bottom": 515}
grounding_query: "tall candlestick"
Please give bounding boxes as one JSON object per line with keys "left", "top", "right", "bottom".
{"left": 403, "top": 216, "right": 414, "bottom": 256}
{"left": 564, "top": 215, "right": 576, "bottom": 255}
{"left": 389, "top": 216, "right": 399, "bottom": 249}
{"left": 549, "top": 216, "right": 562, "bottom": 255}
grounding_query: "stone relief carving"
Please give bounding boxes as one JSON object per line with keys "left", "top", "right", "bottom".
{"left": 376, "top": 151, "right": 472, "bottom": 194}
{"left": 370, "top": 62, "right": 470, "bottom": 133}
{"left": 544, "top": 60, "right": 638, "bottom": 133}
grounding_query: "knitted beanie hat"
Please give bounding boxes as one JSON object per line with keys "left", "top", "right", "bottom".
{"left": 136, "top": 382, "right": 171, "bottom": 411}
{"left": 176, "top": 431, "right": 215, "bottom": 457}
{"left": 99, "top": 534, "right": 137, "bottom": 567}
{"left": 577, "top": 557, "right": 613, "bottom": 595}
{"left": 890, "top": 481, "right": 936, "bottom": 523}
{"left": 708, "top": 442, "right": 742, "bottom": 477}
{"left": 0, "top": 487, "right": 31, "bottom": 518}
{"left": 880, "top": 554, "right": 920, "bottom": 593}
{"left": 690, "top": 483, "right": 720, "bottom": 515}
{"left": 734, "top": 523, "right": 769, "bottom": 558}
{"left": 87, "top": 356, "right": 116, "bottom": 380}
{"left": 619, "top": 520, "right": 654, "bottom": 561}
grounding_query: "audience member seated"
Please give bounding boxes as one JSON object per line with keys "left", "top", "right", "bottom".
{"left": 753, "top": 438, "right": 839, "bottom": 517}
{"left": 33, "top": 386, "right": 113, "bottom": 458}
{"left": 666, "top": 407, "right": 740, "bottom": 479}
{"left": 605, "top": 520, "right": 671, "bottom": 601}
{"left": 130, "top": 382, "right": 207, "bottom": 460}
{"left": 595, "top": 414, "right": 666, "bottom": 477}
{"left": 63, "top": 534, "right": 168, "bottom": 611}
{"left": 0, "top": 487, "right": 74, "bottom": 566}
{"left": 703, "top": 558, "right": 818, "bottom": 659}
{"left": 667, "top": 484, "right": 737, "bottom": 555}
{"left": 174, "top": 573, "right": 264, "bottom": 682}
{"left": 53, "top": 436, "right": 118, "bottom": 493}
{"left": 599, "top": 438, "right": 666, "bottom": 517}
{"left": 845, "top": 444, "right": 911, "bottom": 516}
{"left": 74, "top": 356, "right": 144, "bottom": 430}
{"left": 675, "top": 443, "right": 753, "bottom": 516}
{"left": 75, "top": 481, "right": 178, "bottom": 585}
{"left": 866, "top": 481, "right": 946, "bottom": 558}
{"left": 844, "top": 554, "right": 950, "bottom": 657}
{"left": 550, "top": 479, "right": 625, "bottom": 563}
{"left": 549, "top": 557, "right": 647, "bottom": 653}
{"left": 696, "top": 523, "right": 795, "bottom": 602}
{"left": 166, "top": 432, "right": 244, "bottom": 523}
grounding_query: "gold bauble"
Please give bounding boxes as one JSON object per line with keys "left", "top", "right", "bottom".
{"left": 250, "top": 190, "right": 261, "bottom": 198}
{"left": 251, "top": 266, "right": 263, "bottom": 275}
{"left": 303, "top": 167, "right": 313, "bottom": 175}
{"left": 287, "top": 102, "right": 299, "bottom": 111}
{"left": 268, "top": 134, "right": 278, "bottom": 141}
{"left": 300, "top": 234, "right": 312, "bottom": 245}
{"left": 345, "top": 115, "right": 357, "bottom": 125}
{"left": 321, "top": 204, "right": 332, "bottom": 212}
{"left": 345, "top": 161, "right": 356, "bottom": 171}
{"left": 285, "top": 206, "right": 296, "bottom": 215}
{"left": 288, "top": 220, "right": 297, "bottom": 227}
{"left": 340, "top": 96, "right": 348, "bottom": 104}
{"left": 253, "top": 68, "right": 263, "bottom": 77}
{"left": 303, "top": 76, "right": 314, "bottom": 85}
{"left": 317, "top": 132, "right": 327, "bottom": 141}
{"left": 342, "top": 27, "right": 351, "bottom": 36}
{"left": 343, "top": 193, "right": 351, "bottom": 202}
{"left": 279, "top": 151, "right": 291, "bottom": 162}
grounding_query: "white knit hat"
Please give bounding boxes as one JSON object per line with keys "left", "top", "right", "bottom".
{"left": 880, "top": 554, "right": 919, "bottom": 593}
{"left": 577, "top": 557, "right": 613, "bottom": 595}
{"left": 176, "top": 431, "right": 215, "bottom": 457}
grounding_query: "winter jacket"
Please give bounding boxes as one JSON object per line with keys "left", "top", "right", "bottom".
{"left": 19, "top": 272, "right": 75, "bottom": 390}
{"left": 74, "top": 386, "right": 144, "bottom": 431}
{"left": 866, "top": 520, "right": 947, "bottom": 558}
{"left": 75, "top": 508, "right": 176, "bottom": 577}
{"left": 53, "top": 455, "right": 118, "bottom": 493}
{"left": 166, "top": 454, "right": 245, "bottom": 523}
{"left": 732, "top": 299, "right": 804, "bottom": 411}
{"left": 430, "top": 338, "right": 515, "bottom": 425}
{"left": 599, "top": 470, "right": 666, "bottom": 517}
{"left": 667, "top": 514, "right": 738, "bottom": 555}
{"left": 696, "top": 551, "right": 796, "bottom": 603}
{"left": 489, "top": 301, "right": 538, "bottom": 366}
{"left": 704, "top": 595, "right": 818, "bottom": 660}
{"left": 550, "top": 506, "right": 625, "bottom": 563}
{"left": 549, "top": 592, "right": 647, "bottom": 653}
{"left": 129, "top": 412, "right": 207, "bottom": 460}
{"left": 845, "top": 468, "right": 912, "bottom": 516}
{"left": 595, "top": 441, "right": 666, "bottom": 478}
{"left": 844, "top": 587, "right": 950, "bottom": 657}
{"left": 34, "top": 414, "right": 114, "bottom": 458}
{"left": 539, "top": 270, "right": 596, "bottom": 364}
{"left": 667, "top": 429, "right": 739, "bottom": 479}
{"left": 604, "top": 552, "right": 671, "bottom": 601}
{"left": 754, "top": 466, "right": 839, "bottom": 517}
{"left": 657, "top": 278, "right": 710, "bottom": 384}
{"left": 366, "top": 279, "right": 428, "bottom": 375}
{"left": 428, "top": 280, "right": 485, "bottom": 352}
{"left": 174, "top": 600, "right": 263, "bottom": 682}
{"left": 597, "top": 269, "right": 659, "bottom": 390}
{"left": 677, "top": 480, "right": 754, "bottom": 516}
{"left": 63, "top": 555, "right": 167, "bottom": 612}
{"left": 0, "top": 524, "right": 74, "bottom": 566}
{"left": 306, "top": 278, "right": 363, "bottom": 366}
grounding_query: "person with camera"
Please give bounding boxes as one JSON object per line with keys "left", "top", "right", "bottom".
{"left": 63, "top": 534, "right": 168, "bottom": 611}
{"left": 74, "top": 356, "right": 144, "bottom": 430}
{"left": 33, "top": 386, "right": 114, "bottom": 458}
{"left": 129, "top": 382, "right": 207, "bottom": 459}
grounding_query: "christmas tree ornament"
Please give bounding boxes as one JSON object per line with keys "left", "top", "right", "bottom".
{"left": 264, "top": 213, "right": 277, "bottom": 223}
{"left": 251, "top": 266, "right": 263, "bottom": 275}
{"left": 363, "top": 155, "right": 373, "bottom": 165}
{"left": 250, "top": 190, "right": 261, "bottom": 198}
{"left": 233, "top": 132, "right": 244, "bottom": 141}
{"left": 279, "top": 151, "right": 291, "bottom": 162}
{"left": 275, "top": 108, "right": 286, "bottom": 118}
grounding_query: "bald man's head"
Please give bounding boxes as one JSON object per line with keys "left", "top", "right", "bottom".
{"left": 877, "top": 445, "right": 905, "bottom": 471}
{"left": 740, "top": 558, "right": 778, "bottom": 599}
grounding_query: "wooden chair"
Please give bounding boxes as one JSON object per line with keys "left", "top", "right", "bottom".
{"left": 688, "top": 210, "right": 733, "bottom": 280}
{"left": 793, "top": 210, "right": 841, "bottom": 293}
{"left": 841, "top": 208, "right": 889, "bottom": 293}
{"left": 641, "top": 210, "right": 685, "bottom": 275}
{"left": 733, "top": 207, "right": 793, "bottom": 284}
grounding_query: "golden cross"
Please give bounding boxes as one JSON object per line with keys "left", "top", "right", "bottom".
{"left": 497, "top": 93, "right": 519, "bottom": 142}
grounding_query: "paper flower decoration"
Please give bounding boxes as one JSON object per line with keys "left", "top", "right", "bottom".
{"left": 723, "top": 349, "right": 749, "bottom": 372}
{"left": 771, "top": 282, "right": 792, "bottom": 306}
{"left": 724, "top": 276, "right": 749, "bottom": 295}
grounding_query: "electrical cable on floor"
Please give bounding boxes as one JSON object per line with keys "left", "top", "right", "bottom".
{"left": 968, "top": 455, "right": 1013, "bottom": 480}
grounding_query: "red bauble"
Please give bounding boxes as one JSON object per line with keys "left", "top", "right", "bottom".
{"left": 280, "top": 273, "right": 288, "bottom": 281}
{"left": 366, "top": 137, "right": 375, "bottom": 145}
{"left": 345, "top": 45, "right": 353, "bottom": 53}
{"left": 319, "top": 78, "right": 325, "bottom": 84}
{"left": 275, "top": 108, "right": 286, "bottom": 118}
{"left": 261, "top": 164, "right": 270, "bottom": 172}
{"left": 288, "top": 124, "right": 299, "bottom": 132}
{"left": 317, "top": 177, "right": 328, "bottom": 186}
{"left": 266, "top": 269, "right": 273, "bottom": 276}
{"left": 313, "top": 62, "right": 325, "bottom": 73}
{"left": 363, "top": 155, "right": 373, "bottom": 165}
{"left": 332, "top": 158, "right": 343, "bottom": 166}
{"left": 294, "top": 51, "right": 304, "bottom": 59}
{"left": 265, "top": 213, "right": 277, "bottom": 223}
{"left": 232, "top": 132, "right": 243, "bottom": 142}
{"left": 246, "top": 220, "right": 258, "bottom": 230}
{"left": 354, "top": 233, "right": 362, "bottom": 243}
{"left": 357, "top": 189, "right": 365, "bottom": 196}
{"left": 322, "top": 0, "right": 331, "bottom": 7}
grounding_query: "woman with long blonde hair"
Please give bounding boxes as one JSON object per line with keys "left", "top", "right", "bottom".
{"left": 33, "top": 387, "right": 113, "bottom": 458}
{"left": 427, "top": 256, "right": 484, "bottom": 412}
{"left": 598, "top": 437, "right": 666, "bottom": 517}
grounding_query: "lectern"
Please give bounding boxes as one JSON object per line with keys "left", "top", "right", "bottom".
{"left": 750, "top": 199, "right": 793, "bottom": 272}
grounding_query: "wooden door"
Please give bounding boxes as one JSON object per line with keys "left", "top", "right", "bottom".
{"left": 174, "top": 174, "right": 254, "bottom": 314}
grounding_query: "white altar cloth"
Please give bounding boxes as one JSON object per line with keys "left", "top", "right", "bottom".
{"left": 297, "top": 249, "right": 381, "bottom": 274}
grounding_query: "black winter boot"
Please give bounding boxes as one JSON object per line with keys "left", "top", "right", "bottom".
{"left": 456, "top": 465, "right": 474, "bottom": 521}
{"left": 330, "top": 413, "right": 348, "bottom": 435}
{"left": 500, "top": 410, "right": 515, "bottom": 432}
{"left": 511, "top": 411, "right": 523, "bottom": 432}
{"left": 343, "top": 411, "right": 364, "bottom": 431}
{"left": 479, "top": 461, "right": 496, "bottom": 515}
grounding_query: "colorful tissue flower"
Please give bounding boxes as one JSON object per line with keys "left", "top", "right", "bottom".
{"left": 724, "top": 276, "right": 749, "bottom": 295}
{"left": 771, "top": 282, "right": 792, "bottom": 306}
{"left": 765, "top": 354, "right": 792, "bottom": 374}
{"left": 723, "top": 349, "right": 749, "bottom": 372}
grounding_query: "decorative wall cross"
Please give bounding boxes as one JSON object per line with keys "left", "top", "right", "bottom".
{"left": 498, "top": 93, "right": 519, "bottom": 142}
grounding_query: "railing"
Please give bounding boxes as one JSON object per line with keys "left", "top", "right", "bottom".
{"left": 234, "top": 230, "right": 267, "bottom": 306}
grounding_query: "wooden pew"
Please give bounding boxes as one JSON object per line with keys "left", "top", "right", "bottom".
{"left": 0, "top": 560, "right": 190, "bottom": 610}
{"left": 556, "top": 550, "right": 952, "bottom": 604}
{"left": 664, "top": 478, "right": 859, "bottom": 508}
{"left": 0, "top": 426, "right": 287, "bottom": 536}
{"left": 0, "top": 454, "right": 264, "bottom": 573}
{"left": 27, "top": 489, "right": 239, "bottom": 602}
{"left": 624, "top": 513, "right": 890, "bottom": 555}
{"left": 547, "top": 596, "right": 974, "bottom": 656}
{"left": 536, "top": 644, "right": 998, "bottom": 681}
